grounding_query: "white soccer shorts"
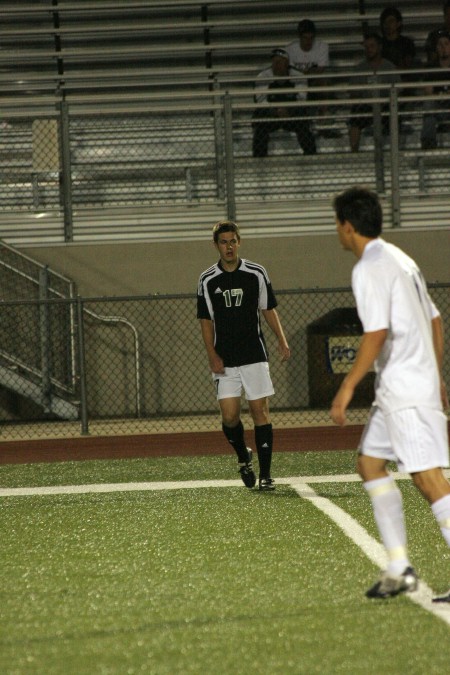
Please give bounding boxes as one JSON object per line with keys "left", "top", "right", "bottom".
{"left": 359, "top": 405, "right": 449, "bottom": 473}
{"left": 213, "top": 362, "right": 274, "bottom": 401}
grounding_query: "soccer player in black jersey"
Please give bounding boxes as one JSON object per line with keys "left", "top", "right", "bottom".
{"left": 197, "top": 221, "right": 290, "bottom": 491}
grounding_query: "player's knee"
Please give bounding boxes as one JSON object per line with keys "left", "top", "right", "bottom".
{"left": 411, "top": 469, "right": 450, "bottom": 504}
{"left": 221, "top": 413, "right": 240, "bottom": 428}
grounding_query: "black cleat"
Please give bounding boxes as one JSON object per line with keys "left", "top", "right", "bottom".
{"left": 258, "top": 477, "right": 275, "bottom": 492}
{"left": 366, "top": 566, "right": 418, "bottom": 599}
{"left": 432, "top": 590, "right": 450, "bottom": 603}
{"left": 238, "top": 448, "right": 256, "bottom": 488}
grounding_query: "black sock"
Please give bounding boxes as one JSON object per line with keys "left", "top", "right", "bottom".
{"left": 222, "top": 421, "right": 249, "bottom": 463}
{"left": 255, "top": 423, "right": 273, "bottom": 478}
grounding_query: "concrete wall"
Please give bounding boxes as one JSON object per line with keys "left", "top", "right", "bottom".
{"left": 20, "top": 229, "right": 449, "bottom": 297}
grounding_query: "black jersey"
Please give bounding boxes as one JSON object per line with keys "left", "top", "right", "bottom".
{"left": 197, "top": 258, "right": 277, "bottom": 367}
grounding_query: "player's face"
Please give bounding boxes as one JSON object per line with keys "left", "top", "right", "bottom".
{"left": 336, "top": 218, "right": 352, "bottom": 250}
{"left": 215, "top": 232, "right": 240, "bottom": 267}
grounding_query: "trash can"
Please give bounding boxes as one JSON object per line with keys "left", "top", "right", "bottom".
{"left": 306, "top": 307, "right": 375, "bottom": 408}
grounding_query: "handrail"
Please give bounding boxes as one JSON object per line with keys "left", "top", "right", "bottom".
{"left": 79, "top": 307, "right": 141, "bottom": 418}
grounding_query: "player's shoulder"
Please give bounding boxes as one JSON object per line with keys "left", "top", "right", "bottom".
{"left": 198, "top": 262, "right": 219, "bottom": 281}
{"left": 240, "top": 259, "right": 272, "bottom": 283}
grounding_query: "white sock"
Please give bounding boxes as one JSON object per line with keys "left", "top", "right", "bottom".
{"left": 431, "top": 494, "right": 450, "bottom": 547}
{"left": 364, "top": 476, "right": 410, "bottom": 576}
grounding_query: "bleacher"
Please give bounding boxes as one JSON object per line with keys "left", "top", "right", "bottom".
{"left": 0, "top": 1, "right": 448, "bottom": 244}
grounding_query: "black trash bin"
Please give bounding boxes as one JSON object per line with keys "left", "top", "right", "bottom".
{"left": 306, "top": 307, "right": 375, "bottom": 408}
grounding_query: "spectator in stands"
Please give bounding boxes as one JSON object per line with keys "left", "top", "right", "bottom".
{"left": 421, "top": 30, "right": 450, "bottom": 149}
{"left": 425, "top": 2, "right": 450, "bottom": 66}
{"left": 379, "top": 6, "right": 416, "bottom": 70}
{"left": 285, "top": 19, "right": 329, "bottom": 75}
{"left": 348, "top": 32, "right": 400, "bottom": 152}
{"left": 252, "top": 48, "right": 316, "bottom": 157}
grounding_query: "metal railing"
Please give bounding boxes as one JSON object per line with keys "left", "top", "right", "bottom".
{"left": 1, "top": 74, "right": 450, "bottom": 244}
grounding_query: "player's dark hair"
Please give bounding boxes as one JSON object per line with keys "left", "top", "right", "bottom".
{"left": 333, "top": 186, "right": 383, "bottom": 237}
{"left": 212, "top": 220, "right": 240, "bottom": 243}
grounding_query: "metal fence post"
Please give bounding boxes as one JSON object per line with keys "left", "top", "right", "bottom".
{"left": 39, "top": 267, "right": 52, "bottom": 413}
{"left": 389, "top": 86, "right": 401, "bottom": 228}
{"left": 76, "top": 296, "right": 89, "bottom": 435}
{"left": 213, "top": 80, "right": 225, "bottom": 201}
{"left": 223, "top": 93, "right": 236, "bottom": 221}
{"left": 371, "top": 76, "right": 385, "bottom": 193}
{"left": 59, "top": 101, "right": 74, "bottom": 241}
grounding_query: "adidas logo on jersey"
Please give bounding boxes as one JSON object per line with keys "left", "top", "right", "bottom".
{"left": 215, "top": 287, "right": 222, "bottom": 293}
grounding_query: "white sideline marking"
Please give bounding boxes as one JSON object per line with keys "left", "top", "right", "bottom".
{"left": 1, "top": 471, "right": 449, "bottom": 626}
{"left": 294, "top": 482, "right": 450, "bottom": 627}
{"left": 0, "top": 472, "right": 398, "bottom": 497}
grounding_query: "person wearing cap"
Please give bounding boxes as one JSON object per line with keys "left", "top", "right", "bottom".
{"left": 197, "top": 220, "right": 290, "bottom": 491}
{"left": 426, "top": 2, "right": 450, "bottom": 66}
{"left": 252, "top": 47, "right": 316, "bottom": 156}
{"left": 285, "top": 19, "right": 329, "bottom": 75}
{"left": 421, "top": 29, "right": 450, "bottom": 149}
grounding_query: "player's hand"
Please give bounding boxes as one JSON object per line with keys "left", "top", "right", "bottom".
{"left": 278, "top": 342, "right": 291, "bottom": 361}
{"left": 441, "top": 379, "right": 449, "bottom": 410}
{"left": 209, "top": 353, "right": 225, "bottom": 374}
{"left": 330, "top": 382, "right": 354, "bottom": 426}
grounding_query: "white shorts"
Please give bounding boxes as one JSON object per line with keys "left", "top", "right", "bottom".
{"left": 359, "top": 405, "right": 449, "bottom": 473}
{"left": 213, "top": 362, "right": 274, "bottom": 401}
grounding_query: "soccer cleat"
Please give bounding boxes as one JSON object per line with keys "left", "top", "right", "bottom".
{"left": 238, "top": 448, "right": 256, "bottom": 488}
{"left": 432, "top": 590, "right": 450, "bottom": 603}
{"left": 258, "top": 477, "right": 275, "bottom": 492}
{"left": 366, "top": 566, "right": 418, "bottom": 599}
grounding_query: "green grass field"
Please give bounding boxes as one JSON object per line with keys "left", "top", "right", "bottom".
{"left": 1, "top": 451, "right": 449, "bottom": 674}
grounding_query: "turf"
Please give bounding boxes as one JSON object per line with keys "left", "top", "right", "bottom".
{"left": 1, "top": 451, "right": 449, "bottom": 674}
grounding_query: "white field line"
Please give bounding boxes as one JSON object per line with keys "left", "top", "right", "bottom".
{"left": 1, "top": 471, "right": 449, "bottom": 626}
{"left": 0, "top": 472, "right": 402, "bottom": 497}
{"left": 293, "top": 481, "right": 450, "bottom": 628}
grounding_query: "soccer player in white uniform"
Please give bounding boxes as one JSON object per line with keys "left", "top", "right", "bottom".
{"left": 330, "top": 186, "right": 450, "bottom": 602}
{"left": 197, "top": 221, "right": 290, "bottom": 491}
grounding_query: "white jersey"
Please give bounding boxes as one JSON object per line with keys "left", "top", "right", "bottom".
{"left": 352, "top": 238, "right": 441, "bottom": 412}
{"left": 284, "top": 38, "right": 329, "bottom": 72}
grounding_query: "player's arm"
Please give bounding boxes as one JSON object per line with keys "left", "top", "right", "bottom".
{"left": 432, "top": 315, "right": 449, "bottom": 409}
{"left": 199, "top": 318, "right": 225, "bottom": 374}
{"left": 330, "top": 329, "right": 387, "bottom": 426}
{"left": 262, "top": 308, "right": 291, "bottom": 361}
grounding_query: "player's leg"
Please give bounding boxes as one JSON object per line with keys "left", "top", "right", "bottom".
{"left": 358, "top": 407, "right": 416, "bottom": 598}
{"left": 219, "top": 396, "right": 256, "bottom": 488}
{"left": 412, "top": 468, "right": 450, "bottom": 544}
{"left": 214, "top": 369, "right": 255, "bottom": 487}
{"left": 241, "top": 363, "right": 275, "bottom": 491}
{"left": 411, "top": 454, "right": 450, "bottom": 603}
{"left": 388, "top": 406, "right": 450, "bottom": 548}
{"left": 248, "top": 396, "right": 274, "bottom": 489}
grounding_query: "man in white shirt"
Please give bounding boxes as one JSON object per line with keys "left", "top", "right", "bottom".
{"left": 252, "top": 48, "right": 316, "bottom": 156}
{"left": 285, "top": 19, "right": 329, "bottom": 75}
{"left": 330, "top": 185, "right": 450, "bottom": 603}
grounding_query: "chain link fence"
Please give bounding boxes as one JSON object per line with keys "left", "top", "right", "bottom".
{"left": 0, "top": 284, "right": 448, "bottom": 441}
